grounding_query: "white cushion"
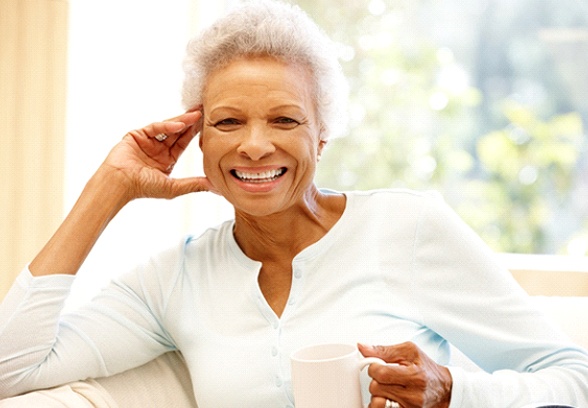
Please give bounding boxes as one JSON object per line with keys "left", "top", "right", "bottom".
{"left": 530, "top": 296, "right": 588, "bottom": 350}
{"left": 0, "top": 351, "right": 198, "bottom": 408}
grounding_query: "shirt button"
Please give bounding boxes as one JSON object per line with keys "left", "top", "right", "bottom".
{"left": 275, "top": 376, "right": 283, "bottom": 387}
{"left": 293, "top": 269, "right": 302, "bottom": 279}
{"left": 271, "top": 346, "right": 278, "bottom": 356}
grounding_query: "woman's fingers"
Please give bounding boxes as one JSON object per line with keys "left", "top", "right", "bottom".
{"left": 170, "top": 111, "right": 203, "bottom": 152}
{"left": 359, "top": 342, "right": 452, "bottom": 408}
{"left": 142, "top": 110, "right": 202, "bottom": 147}
{"left": 125, "top": 110, "right": 202, "bottom": 171}
{"left": 102, "top": 109, "right": 212, "bottom": 200}
{"left": 368, "top": 396, "right": 400, "bottom": 408}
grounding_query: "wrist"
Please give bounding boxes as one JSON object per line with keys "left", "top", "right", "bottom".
{"left": 439, "top": 366, "right": 453, "bottom": 408}
{"left": 88, "top": 165, "right": 135, "bottom": 212}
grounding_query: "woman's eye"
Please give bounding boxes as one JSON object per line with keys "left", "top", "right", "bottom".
{"left": 274, "top": 117, "right": 300, "bottom": 127}
{"left": 214, "top": 118, "right": 240, "bottom": 128}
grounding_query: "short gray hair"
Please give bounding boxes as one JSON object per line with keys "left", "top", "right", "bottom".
{"left": 181, "top": 0, "right": 349, "bottom": 139}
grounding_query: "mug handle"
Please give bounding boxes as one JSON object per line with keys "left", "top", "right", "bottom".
{"left": 358, "top": 356, "right": 388, "bottom": 371}
{"left": 358, "top": 357, "right": 396, "bottom": 408}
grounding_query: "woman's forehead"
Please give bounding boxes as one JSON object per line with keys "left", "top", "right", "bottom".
{"left": 203, "top": 57, "right": 316, "bottom": 111}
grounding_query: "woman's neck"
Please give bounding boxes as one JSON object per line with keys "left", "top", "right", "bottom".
{"left": 233, "top": 189, "right": 346, "bottom": 263}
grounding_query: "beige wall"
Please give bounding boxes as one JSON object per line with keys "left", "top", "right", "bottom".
{"left": 0, "top": 0, "right": 69, "bottom": 299}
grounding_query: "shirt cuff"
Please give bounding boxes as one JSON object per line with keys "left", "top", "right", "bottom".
{"left": 446, "top": 366, "right": 465, "bottom": 408}
{"left": 18, "top": 265, "right": 76, "bottom": 290}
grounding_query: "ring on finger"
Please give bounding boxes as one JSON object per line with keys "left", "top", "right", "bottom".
{"left": 385, "top": 400, "right": 400, "bottom": 408}
{"left": 154, "top": 133, "right": 168, "bottom": 142}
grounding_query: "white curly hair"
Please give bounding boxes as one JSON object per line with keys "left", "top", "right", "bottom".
{"left": 181, "top": 0, "right": 349, "bottom": 140}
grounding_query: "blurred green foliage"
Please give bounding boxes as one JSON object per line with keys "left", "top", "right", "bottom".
{"left": 463, "top": 103, "right": 583, "bottom": 252}
{"left": 288, "top": 0, "right": 588, "bottom": 254}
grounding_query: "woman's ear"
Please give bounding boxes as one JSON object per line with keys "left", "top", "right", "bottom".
{"left": 198, "top": 109, "right": 205, "bottom": 150}
{"left": 317, "top": 139, "right": 327, "bottom": 161}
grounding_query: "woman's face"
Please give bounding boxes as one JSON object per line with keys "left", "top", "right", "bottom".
{"left": 200, "top": 56, "right": 325, "bottom": 217}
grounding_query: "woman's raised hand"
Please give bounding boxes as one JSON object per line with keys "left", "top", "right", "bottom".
{"left": 29, "top": 110, "right": 214, "bottom": 277}
{"left": 101, "top": 109, "right": 215, "bottom": 202}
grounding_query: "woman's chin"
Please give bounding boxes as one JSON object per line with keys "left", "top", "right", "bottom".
{"left": 232, "top": 199, "right": 287, "bottom": 218}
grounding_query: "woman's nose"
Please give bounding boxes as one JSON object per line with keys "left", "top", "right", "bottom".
{"left": 236, "top": 126, "right": 276, "bottom": 161}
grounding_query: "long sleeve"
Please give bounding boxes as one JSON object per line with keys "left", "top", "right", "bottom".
{"left": 0, "top": 255, "right": 178, "bottom": 399}
{"left": 412, "top": 195, "right": 588, "bottom": 407}
{"left": 0, "top": 270, "right": 75, "bottom": 397}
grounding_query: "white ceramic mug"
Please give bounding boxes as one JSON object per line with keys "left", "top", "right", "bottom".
{"left": 290, "top": 343, "right": 386, "bottom": 408}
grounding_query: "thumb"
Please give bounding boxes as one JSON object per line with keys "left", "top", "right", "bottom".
{"left": 166, "top": 176, "right": 218, "bottom": 198}
{"left": 358, "top": 342, "right": 409, "bottom": 365}
{"left": 357, "top": 343, "right": 382, "bottom": 358}
{"left": 360, "top": 341, "right": 421, "bottom": 366}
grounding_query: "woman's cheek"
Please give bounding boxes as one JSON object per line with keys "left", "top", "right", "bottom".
{"left": 200, "top": 144, "right": 229, "bottom": 195}
{"left": 201, "top": 155, "right": 219, "bottom": 185}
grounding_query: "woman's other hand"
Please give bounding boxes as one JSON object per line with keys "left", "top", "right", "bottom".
{"left": 359, "top": 342, "right": 452, "bottom": 408}
{"left": 102, "top": 109, "right": 215, "bottom": 201}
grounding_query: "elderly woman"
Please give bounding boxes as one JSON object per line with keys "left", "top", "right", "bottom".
{"left": 1, "top": 1, "right": 587, "bottom": 407}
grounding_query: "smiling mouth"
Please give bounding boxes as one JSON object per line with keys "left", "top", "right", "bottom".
{"left": 231, "top": 168, "right": 287, "bottom": 183}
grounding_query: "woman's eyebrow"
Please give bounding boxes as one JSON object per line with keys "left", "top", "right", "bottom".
{"left": 267, "top": 104, "right": 306, "bottom": 113}
{"left": 208, "top": 106, "right": 242, "bottom": 116}
{"left": 207, "top": 104, "right": 306, "bottom": 117}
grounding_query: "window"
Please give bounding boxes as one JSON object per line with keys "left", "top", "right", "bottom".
{"left": 293, "top": 0, "right": 588, "bottom": 256}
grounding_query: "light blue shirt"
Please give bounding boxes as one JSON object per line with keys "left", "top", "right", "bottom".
{"left": 1, "top": 190, "right": 587, "bottom": 407}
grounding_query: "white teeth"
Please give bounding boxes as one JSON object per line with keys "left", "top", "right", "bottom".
{"left": 234, "top": 168, "right": 284, "bottom": 182}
